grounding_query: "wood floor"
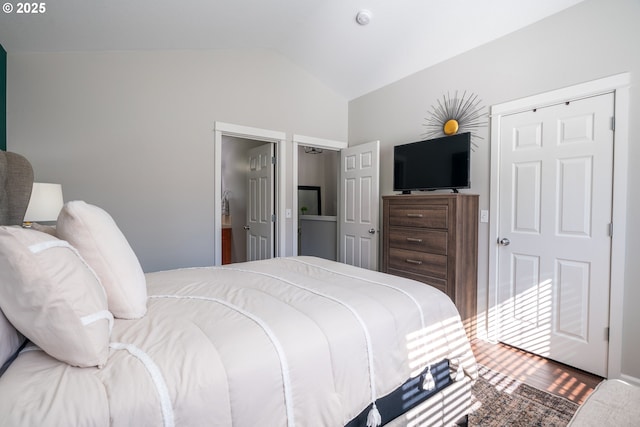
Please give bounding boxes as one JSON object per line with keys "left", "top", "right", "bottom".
{"left": 471, "top": 339, "right": 603, "bottom": 405}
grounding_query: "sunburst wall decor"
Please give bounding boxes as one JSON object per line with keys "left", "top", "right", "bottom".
{"left": 422, "top": 91, "right": 486, "bottom": 150}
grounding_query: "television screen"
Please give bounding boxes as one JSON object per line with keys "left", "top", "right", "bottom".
{"left": 393, "top": 132, "right": 470, "bottom": 193}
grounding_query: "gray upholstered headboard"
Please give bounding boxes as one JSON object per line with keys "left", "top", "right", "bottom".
{"left": 0, "top": 151, "right": 34, "bottom": 226}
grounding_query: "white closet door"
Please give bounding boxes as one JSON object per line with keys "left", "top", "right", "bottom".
{"left": 246, "top": 143, "right": 274, "bottom": 261}
{"left": 496, "top": 93, "right": 614, "bottom": 376}
{"left": 339, "top": 140, "right": 380, "bottom": 270}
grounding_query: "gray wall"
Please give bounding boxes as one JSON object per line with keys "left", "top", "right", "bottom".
{"left": 348, "top": 0, "right": 640, "bottom": 381}
{"left": 6, "top": 49, "right": 348, "bottom": 272}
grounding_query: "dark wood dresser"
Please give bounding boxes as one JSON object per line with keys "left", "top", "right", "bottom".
{"left": 382, "top": 194, "right": 478, "bottom": 337}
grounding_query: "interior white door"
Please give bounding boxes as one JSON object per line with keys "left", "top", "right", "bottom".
{"left": 246, "top": 143, "right": 274, "bottom": 261}
{"left": 339, "top": 140, "right": 380, "bottom": 270}
{"left": 496, "top": 93, "right": 614, "bottom": 376}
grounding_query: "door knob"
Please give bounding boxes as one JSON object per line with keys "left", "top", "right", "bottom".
{"left": 368, "top": 228, "right": 376, "bottom": 234}
{"left": 243, "top": 226, "right": 250, "bottom": 230}
{"left": 498, "top": 237, "right": 510, "bottom": 246}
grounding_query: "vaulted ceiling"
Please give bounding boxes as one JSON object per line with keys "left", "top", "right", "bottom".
{"left": 0, "top": 0, "right": 584, "bottom": 99}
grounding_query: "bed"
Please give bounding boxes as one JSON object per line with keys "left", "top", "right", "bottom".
{"left": 0, "top": 151, "right": 477, "bottom": 426}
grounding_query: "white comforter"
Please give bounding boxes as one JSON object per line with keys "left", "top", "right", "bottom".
{"left": 0, "top": 256, "right": 476, "bottom": 427}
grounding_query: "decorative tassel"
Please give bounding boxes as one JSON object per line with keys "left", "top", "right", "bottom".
{"left": 366, "top": 402, "right": 382, "bottom": 427}
{"left": 450, "top": 358, "right": 465, "bottom": 381}
{"left": 422, "top": 365, "right": 435, "bottom": 391}
{"left": 455, "top": 363, "right": 464, "bottom": 381}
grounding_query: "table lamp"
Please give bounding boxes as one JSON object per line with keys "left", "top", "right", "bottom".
{"left": 23, "top": 182, "right": 64, "bottom": 226}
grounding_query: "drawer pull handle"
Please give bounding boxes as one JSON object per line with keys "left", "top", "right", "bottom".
{"left": 405, "top": 259, "right": 423, "bottom": 265}
{"left": 406, "top": 237, "right": 423, "bottom": 243}
{"left": 406, "top": 213, "right": 424, "bottom": 218}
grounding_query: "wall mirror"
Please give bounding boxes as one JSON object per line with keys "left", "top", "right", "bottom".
{"left": 298, "top": 186, "right": 321, "bottom": 215}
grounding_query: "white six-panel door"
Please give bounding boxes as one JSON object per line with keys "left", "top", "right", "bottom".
{"left": 496, "top": 93, "right": 614, "bottom": 376}
{"left": 339, "top": 140, "right": 380, "bottom": 270}
{"left": 246, "top": 143, "right": 274, "bottom": 261}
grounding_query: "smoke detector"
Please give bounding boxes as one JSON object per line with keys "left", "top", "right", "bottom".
{"left": 355, "top": 10, "right": 372, "bottom": 26}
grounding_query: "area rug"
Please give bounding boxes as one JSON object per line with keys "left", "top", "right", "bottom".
{"left": 469, "top": 364, "right": 579, "bottom": 427}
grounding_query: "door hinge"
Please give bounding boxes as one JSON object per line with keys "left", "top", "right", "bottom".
{"left": 271, "top": 156, "right": 277, "bottom": 165}
{"left": 608, "top": 223, "right": 614, "bottom": 237}
{"left": 271, "top": 214, "right": 276, "bottom": 222}
{"left": 611, "top": 116, "right": 615, "bottom": 131}
{"left": 605, "top": 327, "right": 610, "bottom": 341}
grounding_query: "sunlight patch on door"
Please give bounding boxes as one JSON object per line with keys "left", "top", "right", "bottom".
{"left": 499, "top": 253, "right": 553, "bottom": 355}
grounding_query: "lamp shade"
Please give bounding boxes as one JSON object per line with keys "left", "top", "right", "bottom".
{"left": 24, "top": 183, "right": 64, "bottom": 222}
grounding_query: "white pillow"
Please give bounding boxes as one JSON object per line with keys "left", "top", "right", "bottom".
{"left": 56, "top": 201, "right": 147, "bottom": 319}
{"left": 0, "top": 227, "right": 112, "bottom": 368}
{"left": 0, "top": 308, "right": 25, "bottom": 369}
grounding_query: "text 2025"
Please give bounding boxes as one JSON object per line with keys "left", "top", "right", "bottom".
{"left": 16, "top": 2, "right": 46, "bottom": 13}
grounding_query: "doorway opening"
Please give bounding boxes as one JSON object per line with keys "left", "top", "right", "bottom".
{"left": 292, "top": 135, "right": 347, "bottom": 260}
{"left": 213, "top": 122, "right": 286, "bottom": 266}
{"left": 221, "top": 136, "right": 274, "bottom": 264}
{"left": 296, "top": 145, "right": 340, "bottom": 261}
{"left": 292, "top": 135, "right": 381, "bottom": 271}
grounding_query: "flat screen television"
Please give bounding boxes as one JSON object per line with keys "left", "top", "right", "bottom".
{"left": 393, "top": 132, "right": 471, "bottom": 193}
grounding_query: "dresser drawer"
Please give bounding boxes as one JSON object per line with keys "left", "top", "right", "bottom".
{"left": 386, "top": 268, "right": 448, "bottom": 294}
{"left": 388, "top": 227, "right": 447, "bottom": 255}
{"left": 388, "top": 205, "right": 448, "bottom": 229}
{"left": 387, "top": 248, "right": 447, "bottom": 279}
